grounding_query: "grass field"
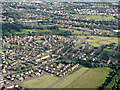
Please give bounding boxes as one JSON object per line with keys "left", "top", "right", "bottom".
{"left": 52, "top": 67, "right": 89, "bottom": 88}
{"left": 59, "top": 28, "right": 69, "bottom": 31}
{"left": 86, "top": 36, "right": 118, "bottom": 47}
{"left": 22, "top": 67, "right": 110, "bottom": 88}
{"left": 22, "top": 75, "right": 59, "bottom": 88}
{"left": 78, "top": 36, "right": 86, "bottom": 39}
{"left": 89, "top": 43, "right": 100, "bottom": 47}
{"left": 71, "top": 30, "right": 83, "bottom": 34}
{"left": 15, "top": 29, "right": 51, "bottom": 35}
{"left": 66, "top": 68, "right": 111, "bottom": 88}
{"left": 60, "top": 28, "right": 84, "bottom": 35}
{"left": 72, "top": 14, "right": 115, "bottom": 20}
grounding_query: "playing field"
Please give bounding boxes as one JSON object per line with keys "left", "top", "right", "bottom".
{"left": 72, "top": 14, "right": 115, "bottom": 20}
{"left": 22, "top": 75, "right": 59, "bottom": 88}
{"left": 66, "top": 68, "right": 111, "bottom": 88}
{"left": 52, "top": 67, "right": 89, "bottom": 88}
{"left": 15, "top": 29, "right": 51, "bottom": 34}
{"left": 86, "top": 36, "right": 118, "bottom": 47}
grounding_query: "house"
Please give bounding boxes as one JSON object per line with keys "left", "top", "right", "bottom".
{"left": 40, "top": 54, "right": 50, "bottom": 60}
{"left": 83, "top": 58, "right": 87, "bottom": 60}
{"left": 56, "top": 45, "right": 64, "bottom": 54}
{"left": 35, "top": 73, "right": 40, "bottom": 76}
{"left": 71, "top": 64, "right": 79, "bottom": 70}
{"left": 2, "top": 69, "right": 6, "bottom": 74}
{"left": 36, "top": 59, "right": 41, "bottom": 62}
{"left": 6, "top": 75, "right": 11, "bottom": 80}
{"left": 19, "top": 77, "right": 23, "bottom": 81}
{"left": 42, "top": 61, "right": 47, "bottom": 64}
{"left": 11, "top": 61, "right": 19, "bottom": 66}
{"left": 57, "top": 63, "right": 62, "bottom": 68}
{"left": 107, "top": 60, "right": 111, "bottom": 64}
{"left": 59, "top": 73, "right": 63, "bottom": 77}
{"left": 6, "top": 85, "right": 15, "bottom": 89}
{"left": 11, "top": 78, "right": 14, "bottom": 81}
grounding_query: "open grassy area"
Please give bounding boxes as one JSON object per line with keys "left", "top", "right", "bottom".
{"left": 86, "top": 36, "right": 118, "bottom": 47}
{"left": 15, "top": 29, "right": 51, "bottom": 35}
{"left": 22, "top": 75, "right": 59, "bottom": 88}
{"left": 78, "top": 36, "right": 86, "bottom": 39}
{"left": 59, "top": 28, "right": 69, "bottom": 31}
{"left": 89, "top": 43, "right": 100, "bottom": 47}
{"left": 71, "top": 30, "right": 83, "bottom": 34}
{"left": 72, "top": 14, "right": 115, "bottom": 20}
{"left": 52, "top": 67, "right": 89, "bottom": 88}
{"left": 66, "top": 68, "right": 111, "bottom": 88}
{"left": 60, "top": 28, "right": 84, "bottom": 35}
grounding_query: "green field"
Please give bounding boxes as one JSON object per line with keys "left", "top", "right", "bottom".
{"left": 22, "top": 67, "right": 110, "bottom": 88}
{"left": 66, "top": 68, "right": 111, "bottom": 88}
{"left": 15, "top": 29, "right": 51, "bottom": 34}
{"left": 71, "top": 30, "right": 83, "bottom": 34}
{"left": 52, "top": 67, "right": 89, "bottom": 88}
{"left": 78, "top": 35, "right": 118, "bottom": 47}
{"left": 86, "top": 36, "right": 118, "bottom": 47}
{"left": 59, "top": 28, "right": 69, "bottom": 31}
{"left": 72, "top": 14, "right": 115, "bottom": 20}
{"left": 22, "top": 75, "right": 58, "bottom": 88}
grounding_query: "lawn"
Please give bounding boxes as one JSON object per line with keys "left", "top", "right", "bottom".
{"left": 66, "top": 68, "right": 111, "bottom": 88}
{"left": 52, "top": 67, "right": 89, "bottom": 88}
{"left": 72, "top": 14, "right": 115, "bottom": 20}
{"left": 22, "top": 75, "right": 59, "bottom": 88}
